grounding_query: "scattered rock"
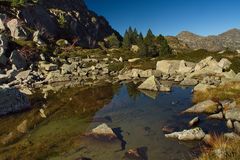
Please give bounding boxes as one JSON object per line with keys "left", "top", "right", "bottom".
{"left": 7, "top": 19, "right": 28, "bottom": 39}
{"left": 226, "top": 119, "right": 233, "bottom": 129}
{"left": 203, "top": 134, "right": 213, "bottom": 145}
{"left": 128, "top": 58, "right": 140, "bottom": 63}
{"left": 189, "top": 117, "right": 199, "bottom": 127}
{"left": 39, "top": 109, "right": 47, "bottom": 118}
{"left": 165, "top": 127, "right": 205, "bottom": 141}
{"left": 130, "top": 45, "right": 140, "bottom": 53}
{"left": 208, "top": 112, "right": 223, "bottom": 119}
{"left": 138, "top": 76, "right": 160, "bottom": 91}
{"left": 39, "top": 62, "right": 58, "bottom": 71}
{"left": 180, "top": 78, "right": 198, "bottom": 86}
{"left": 225, "top": 108, "right": 240, "bottom": 121}
{"left": 183, "top": 100, "right": 219, "bottom": 114}
{"left": 124, "top": 147, "right": 148, "bottom": 160}
{"left": 224, "top": 132, "right": 240, "bottom": 140}
{"left": 17, "top": 120, "right": 28, "bottom": 133}
{"left": 234, "top": 121, "right": 240, "bottom": 134}
{"left": 223, "top": 70, "right": 236, "bottom": 79}
{"left": 218, "top": 58, "right": 232, "bottom": 70}
{"left": 0, "top": 13, "right": 7, "bottom": 31}
{"left": 193, "top": 83, "right": 216, "bottom": 92}
{"left": 220, "top": 100, "right": 236, "bottom": 110}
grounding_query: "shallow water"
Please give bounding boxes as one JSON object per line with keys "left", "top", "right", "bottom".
{"left": 0, "top": 83, "right": 229, "bottom": 160}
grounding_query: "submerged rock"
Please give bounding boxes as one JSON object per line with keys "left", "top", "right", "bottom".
{"left": 88, "top": 123, "right": 117, "bottom": 140}
{"left": 165, "top": 127, "right": 205, "bottom": 141}
{"left": 124, "top": 147, "right": 148, "bottom": 160}
{"left": 0, "top": 88, "right": 30, "bottom": 116}
{"left": 17, "top": 120, "right": 28, "bottom": 133}
{"left": 183, "top": 100, "right": 218, "bottom": 114}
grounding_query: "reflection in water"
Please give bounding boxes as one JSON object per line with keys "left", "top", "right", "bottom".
{"left": 0, "top": 84, "right": 229, "bottom": 160}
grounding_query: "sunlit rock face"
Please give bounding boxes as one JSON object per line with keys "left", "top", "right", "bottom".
{"left": 18, "top": 0, "right": 121, "bottom": 48}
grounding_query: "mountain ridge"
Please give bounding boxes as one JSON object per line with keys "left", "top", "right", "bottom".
{"left": 176, "top": 28, "right": 240, "bottom": 51}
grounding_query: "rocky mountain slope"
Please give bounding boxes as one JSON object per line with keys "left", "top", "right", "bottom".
{"left": 0, "top": 0, "right": 121, "bottom": 48}
{"left": 177, "top": 29, "right": 240, "bottom": 51}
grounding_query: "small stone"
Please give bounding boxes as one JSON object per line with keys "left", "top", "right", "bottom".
{"left": 189, "top": 117, "right": 199, "bottom": 127}
{"left": 39, "top": 109, "right": 47, "bottom": 118}
{"left": 226, "top": 119, "right": 233, "bottom": 129}
{"left": 124, "top": 147, "right": 148, "bottom": 160}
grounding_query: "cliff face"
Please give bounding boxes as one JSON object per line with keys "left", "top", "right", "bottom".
{"left": 177, "top": 29, "right": 240, "bottom": 51}
{"left": 8, "top": 0, "right": 121, "bottom": 48}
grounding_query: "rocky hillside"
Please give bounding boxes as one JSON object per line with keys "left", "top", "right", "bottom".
{"left": 0, "top": 0, "right": 121, "bottom": 48}
{"left": 165, "top": 36, "right": 190, "bottom": 53}
{"left": 177, "top": 29, "right": 240, "bottom": 52}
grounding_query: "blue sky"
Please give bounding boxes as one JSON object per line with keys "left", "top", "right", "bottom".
{"left": 85, "top": 0, "right": 240, "bottom": 36}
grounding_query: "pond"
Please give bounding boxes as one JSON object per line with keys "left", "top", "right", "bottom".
{"left": 0, "top": 83, "right": 228, "bottom": 160}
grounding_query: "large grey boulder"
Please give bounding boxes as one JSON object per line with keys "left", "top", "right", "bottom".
{"left": 190, "top": 56, "right": 223, "bottom": 77}
{"left": 7, "top": 19, "right": 28, "bottom": 40}
{"left": 178, "top": 60, "right": 194, "bottom": 75}
{"left": 156, "top": 60, "right": 180, "bottom": 75}
{"left": 165, "top": 127, "right": 205, "bottom": 141}
{"left": 183, "top": 100, "right": 219, "bottom": 114}
{"left": 156, "top": 60, "right": 195, "bottom": 75}
{"left": 10, "top": 50, "right": 27, "bottom": 69}
{"left": 0, "top": 88, "right": 30, "bottom": 116}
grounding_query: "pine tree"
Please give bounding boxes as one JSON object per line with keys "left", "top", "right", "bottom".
{"left": 144, "top": 29, "right": 158, "bottom": 57}
{"left": 156, "top": 34, "right": 172, "bottom": 56}
{"left": 122, "top": 29, "right": 131, "bottom": 48}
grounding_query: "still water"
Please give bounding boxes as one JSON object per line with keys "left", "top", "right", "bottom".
{"left": 0, "top": 83, "right": 228, "bottom": 160}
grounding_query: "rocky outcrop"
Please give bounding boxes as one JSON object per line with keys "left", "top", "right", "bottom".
{"left": 0, "top": 88, "right": 30, "bottom": 116}
{"left": 16, "top": 0, "right": 121, "bottom": 48}
{"left": 177, "top": 29, "right": 240, "bottom": 51}
{"left": 165, "top": 36, "right": 190, "bottom": 53}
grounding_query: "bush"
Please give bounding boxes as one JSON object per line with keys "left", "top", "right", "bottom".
{"left": 104, "top": 33, "right": 121, "bottom": 48}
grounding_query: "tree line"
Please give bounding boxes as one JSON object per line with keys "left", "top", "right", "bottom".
{"left": 105, "top": 27, "right": 172, "bottom": 57}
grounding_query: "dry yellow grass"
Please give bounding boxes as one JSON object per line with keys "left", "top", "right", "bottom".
{"left": 194, "top": 82, "right": 240, "bottom": 160}
{"left": 199, "top": 135, "right": 240, "bottom": 160}
{"left": 193, "top": 82, "right": 240, "bottom": 105}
